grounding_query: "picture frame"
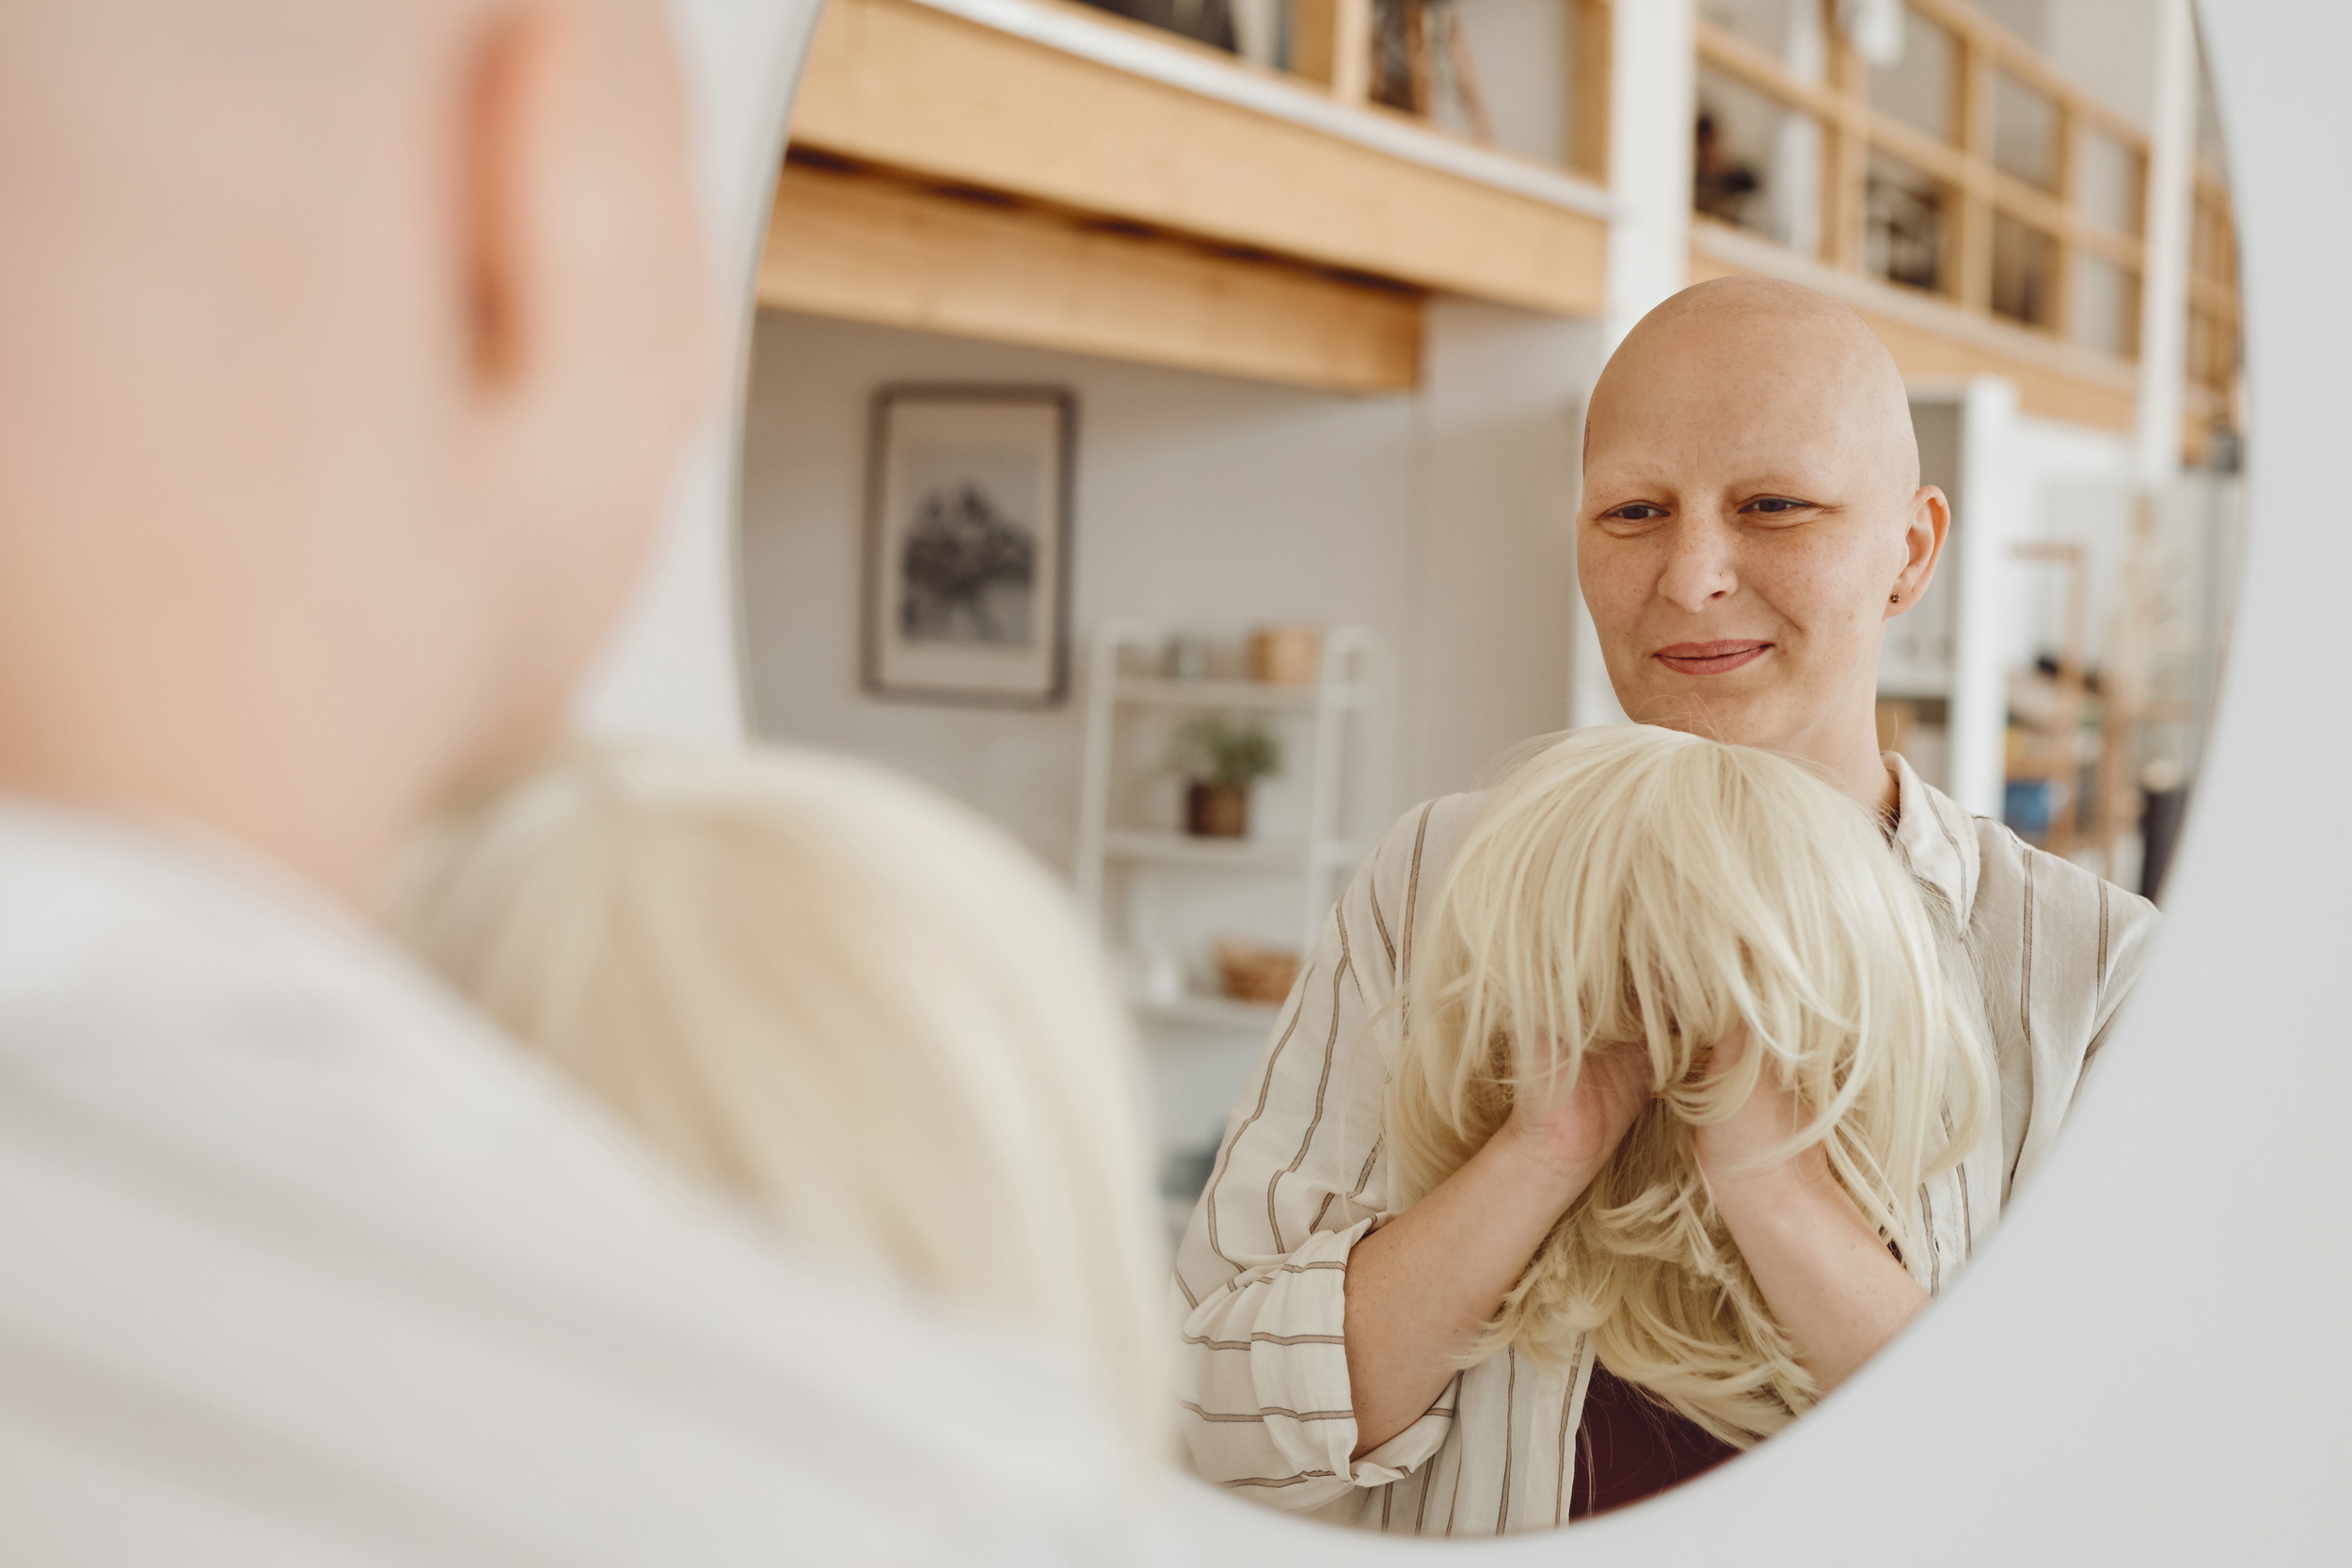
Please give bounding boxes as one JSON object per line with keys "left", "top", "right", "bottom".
{"left": 861, "top": 384, "right": 1077, "bottom": 707}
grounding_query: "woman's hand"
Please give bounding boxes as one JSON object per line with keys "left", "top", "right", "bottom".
{"left": 1690, "top": 1022, "right": 1829, "bottom": 1196}
{"left": 1496, "top": 1037, "right": 1652, "bottom": 1190}
{"left": 1690, "top": 1022, "right": 1928, "bottom": 1393}
{"left": 1342, "top": 1037, "right": 1646, "bottom": 1457}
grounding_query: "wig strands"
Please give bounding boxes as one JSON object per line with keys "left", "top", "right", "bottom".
{"left": 1389, "top": 726, "right": 1991, "bottom": 1446}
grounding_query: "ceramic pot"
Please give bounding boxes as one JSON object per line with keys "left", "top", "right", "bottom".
{"left": 1185, "top": 781, "right": 1249, "bottom": 837}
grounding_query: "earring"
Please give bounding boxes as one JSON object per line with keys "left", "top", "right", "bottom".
{"left": 1889, "top": 592, "right": 1902, "bottom": 604}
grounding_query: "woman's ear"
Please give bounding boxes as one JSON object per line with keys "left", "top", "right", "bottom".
{"left": 1887, "top": 485, "right": 1950, "bottom": 615}
{"left": 461, "top": 6, "right": 576, "bottom": 388}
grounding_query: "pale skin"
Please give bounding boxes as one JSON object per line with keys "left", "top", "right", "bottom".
{"left": 0, "top": 0, "right": 710, "bottom": 904}
{"left": 1345, "top": 278, "right": 1950, "bottom": 1456}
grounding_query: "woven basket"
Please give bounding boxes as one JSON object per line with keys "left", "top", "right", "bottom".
{"left": 1216, "top": 940, "right": 1301, "bottom": 1005}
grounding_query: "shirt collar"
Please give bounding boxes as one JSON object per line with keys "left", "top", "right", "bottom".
{"left": 1887, "top": 752, "right": 1979, "bottom": 926}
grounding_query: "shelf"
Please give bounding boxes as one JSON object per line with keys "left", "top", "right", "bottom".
{"left": 1136, "top": 991, "right": 1284, "bottom": 1031}
{"left": 788, "top": 0, "right": 1609, "bottom": 321}
{"left": 1112, "top": 676, "right": 1368, "bottom": 710}
{"left": 1102, "top": 829, "right": 1370, "bottom": 870}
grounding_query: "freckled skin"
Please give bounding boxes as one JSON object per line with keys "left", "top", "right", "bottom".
{"left": 1579, "top": 277, "right": 1947, "bottom": 813}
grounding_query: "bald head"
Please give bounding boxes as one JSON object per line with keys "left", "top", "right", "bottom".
{"left": 1574, "top": 278, "right": 1948, "bottom": 810}
{"left": 1589, "top": 277, "right": 1919, "bottom": 499}
{"left": 0, "top": 0, "right": 709, "bottom": 898}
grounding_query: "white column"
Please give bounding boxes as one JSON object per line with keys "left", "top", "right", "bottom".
{"left": 1573, "top": 0, "right": 1695, "bottom": 728}
{"left": 2133, "top": 0, "right": 2197, "bottom": 486}
{"left": 1600, "top": 0, "right": 1696, "bottom": 348}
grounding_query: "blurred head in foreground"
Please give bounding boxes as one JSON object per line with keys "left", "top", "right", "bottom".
{"left": 0, "top": 0, "right": 709, "bottom": 897}
{"left": 1391, "top": 724, "right": 1990, "bottom": 1445}
{"left": 393, "top": 744, "right": 1168, "bottom": 1451}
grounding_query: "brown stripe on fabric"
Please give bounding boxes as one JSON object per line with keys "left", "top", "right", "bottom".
{"left": 1495, "top": 1349, "right": 1518, "bottom": 1534}
{"left": 1201, "top": 966, "right": 1314, "bottom": 1273}
{"left": 1227, "top": 1470, "right": 1339, "bottom": 1490}
{"left": 1181, "top": 1329, "right": 1349, "bottom": 1350}
{"left": 1341, "top": 906, "right": 1372, "bottom": 1011}
{"left": 1413, "top": 1370, "right": 1462, "bottom": 1536}
{"left": 1174, "top": 1270, "right": 1199, "bottom": 1310}
{"left": 1940, "top": 1102, "right": 1978, "bottom": 1263}
{"left": 1311, "top": 1135, "right": 1385, "bottom": 1234}
{"left": 2097, "top": 881, "right": 2111, "bottom": 990}
{"left": 1179, "top": 1400, "right": 1353, "bottom": 1423}
{"left": 1397, "top": 801, "right": 1436, "bottom": 1038}
{"left": 1553, "top": 1371, "right": 1575, "bottom": 1528}
{"left": 1267, "top": 940, "right": 1353, "bottom": 1253}
{"left": 2011, "top": 853, "right": 2039, "bottom": 1191}
{"left": 1918, "top": 1180, "right": 1942, "bottom": 1294}
{"left": 1367, "top": 871, "right": 1397, "bottom": 972}
{"left": 1930, "top": 790, "right": 1975, "bottom": 918}
{"left": 1309, "top": 1190, "right": 1338, "bottom": 1233}
{"left": 1381, "top": 1480, "right": 1394, "bottom": 1530}
{"left": 1401, "top": 805, "right": 1435, "bottom": 969}
{"left": 1273, "top": 1259, "right": 1347, "bottom": 1275}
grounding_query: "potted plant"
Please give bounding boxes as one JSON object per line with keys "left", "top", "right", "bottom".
{"left": 1170, "top": 715, "right": 1282, "bottom": 837}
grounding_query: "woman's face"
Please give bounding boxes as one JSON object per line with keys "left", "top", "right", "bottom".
{"left": 1575, "top": 293, "right": 1946, "bottom": 769}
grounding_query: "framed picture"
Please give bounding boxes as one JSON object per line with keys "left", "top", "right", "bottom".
{"left": 861, "top": 384, "right": 1076, "bottom": 706}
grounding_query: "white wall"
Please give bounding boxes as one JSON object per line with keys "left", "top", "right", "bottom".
{"left": 739, "top": 304, "right": 1600, "bottom": 876}
{"left": 1403, "top": 299, "right": 1600, "bottom": 800}
{"left": 742, "top": 313, "right": 1411, "bottom": 872}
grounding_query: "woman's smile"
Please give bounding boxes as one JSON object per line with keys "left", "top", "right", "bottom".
{"left": 1653, "top": 639, "right": 1773, "bottom": 675}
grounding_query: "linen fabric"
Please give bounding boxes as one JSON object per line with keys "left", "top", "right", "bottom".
{"left": 0, "top": 801, "right": 1150, "bottom": 1566}
{"left": 1171, "top": 753, "right": 2160, "bottom": 1534}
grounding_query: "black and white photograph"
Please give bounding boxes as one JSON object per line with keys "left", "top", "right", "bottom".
{"left": 862, "top": 385, "right": 1074, "bottom": 705}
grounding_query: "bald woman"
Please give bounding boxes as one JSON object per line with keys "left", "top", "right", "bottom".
{"left": 1173, "top": 279, "right": 2161, "bottom": 1531}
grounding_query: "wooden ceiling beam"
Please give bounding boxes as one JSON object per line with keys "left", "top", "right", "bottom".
{"left": 759, "top": 158, "right": 1423, "bottom": 394}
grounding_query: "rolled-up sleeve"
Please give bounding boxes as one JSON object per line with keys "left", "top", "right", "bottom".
{"left": 1170, "top": 800, "right": 1462, "bottom": 1509}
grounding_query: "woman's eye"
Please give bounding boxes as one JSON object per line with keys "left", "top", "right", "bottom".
{"left": 1747, "top": 497, "right": 1809, "bottom": 515}
{"left": 1608, "top": 504, "right": 1665, "bottom": 522}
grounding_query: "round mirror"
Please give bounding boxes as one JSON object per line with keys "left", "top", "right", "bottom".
{"left": 717, "top": 0, "right": 2249, "bottom": 1542}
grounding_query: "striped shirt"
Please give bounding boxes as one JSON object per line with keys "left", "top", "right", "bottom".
{"left": 1171, "top": 752, "right": 2161, "bottom": 1534}
{"left": 0, "top": 801, "right": 1150, "bottom": 1566}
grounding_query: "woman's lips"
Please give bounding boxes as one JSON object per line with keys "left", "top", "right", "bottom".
{"left": 1653, "top": 640, "right": 1772, "bottom": 675}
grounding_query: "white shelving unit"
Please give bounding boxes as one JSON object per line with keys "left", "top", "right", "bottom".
{"left": 1074, "top": 621, "right": 1377, "bottom": 1031}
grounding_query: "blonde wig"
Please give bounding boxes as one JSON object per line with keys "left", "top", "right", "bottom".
{"left": 1389, "top": 725, "right": 1990, "bottom": 1446}
{"left": 390, "top": 744, "right": 1167, "bottom": 1454}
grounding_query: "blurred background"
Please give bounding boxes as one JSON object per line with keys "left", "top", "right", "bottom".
{"left": 731, "top": 0, "right": 2241, "bottom": 1233}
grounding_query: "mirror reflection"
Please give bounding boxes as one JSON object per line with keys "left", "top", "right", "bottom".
{"left": 677, "top": 0, "right": 2248, "bottom": 1538}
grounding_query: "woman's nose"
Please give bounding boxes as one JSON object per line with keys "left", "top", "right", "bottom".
{"left": 1655, "top": 515, "right": 1739, "bottom": 612}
